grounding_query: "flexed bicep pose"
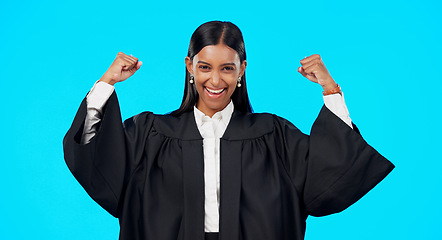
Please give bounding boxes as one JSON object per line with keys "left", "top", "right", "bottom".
{"left": 64, "top": 21, "right": 394, "bottom": 240}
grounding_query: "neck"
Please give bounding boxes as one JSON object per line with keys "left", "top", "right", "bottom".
{"left": 196, "top": 101, "right": 231, "bottom": 118}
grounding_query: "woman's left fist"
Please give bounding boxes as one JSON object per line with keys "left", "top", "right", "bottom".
{"left": 298, "top": 54, "right": 337, "bottom": 91}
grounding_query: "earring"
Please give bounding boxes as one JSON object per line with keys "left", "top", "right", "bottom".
{"left": 237, "top": 77, "right": 242, "bottom": 87}
{"left": 189, "top": 74, "right": 194, "bottom": 84}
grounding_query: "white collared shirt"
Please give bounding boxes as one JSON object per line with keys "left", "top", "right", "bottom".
{"left": 193, "top": 101, "right": 234, "bottom": 232}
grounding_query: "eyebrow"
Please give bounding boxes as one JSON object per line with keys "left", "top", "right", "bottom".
{"left": 197, "top": 61, "right": 236, "bottom": 66}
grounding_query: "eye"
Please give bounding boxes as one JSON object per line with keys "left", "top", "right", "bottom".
{"left": 199, "top": 65, "right": 210, "bottom": 70}
{"left": 222, "top": 66, "right": 235, "bottom": 71}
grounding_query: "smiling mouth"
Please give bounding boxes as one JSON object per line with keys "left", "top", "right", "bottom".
{"left": 205, "top": 87, "right": 225, "bottom": 95}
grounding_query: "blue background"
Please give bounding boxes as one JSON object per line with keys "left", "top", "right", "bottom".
{"left": 1, "top": 0, "right": 441, "bottom": 239}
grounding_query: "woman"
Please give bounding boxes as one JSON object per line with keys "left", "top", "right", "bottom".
{"left": 63, "top": 21, "right": 394, "bottom": 240}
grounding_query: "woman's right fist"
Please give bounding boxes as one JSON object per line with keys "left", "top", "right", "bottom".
{"left": 99, "top": 52, "right": 142, "bottom": 85}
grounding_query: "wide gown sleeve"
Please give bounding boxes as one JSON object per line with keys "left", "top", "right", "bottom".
{"left": 276, "top": 105, "right": 394, "bottom": 217}
{"left": 63, "top": 92, "right": 154, "bottom": 217}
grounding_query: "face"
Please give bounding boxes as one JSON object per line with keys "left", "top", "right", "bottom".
{"left": 185, "top": 43, "right": 247, "bottom": 117}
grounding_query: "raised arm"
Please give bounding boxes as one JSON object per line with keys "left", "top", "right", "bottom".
{"left": 293, "top": 55, "right": 394, "bottom": 216}
{"left": 81, "top": 53, "right": 142, "bottom": 144}
{"left": 63, "top": 52, "right": 146, "bottom": 217}
{"left": 298, "top": 54, "right": 352, "bottom": 128}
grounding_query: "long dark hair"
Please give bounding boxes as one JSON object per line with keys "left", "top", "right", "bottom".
{"left": 171, "top": 21, "right": 253, "bottom": 116}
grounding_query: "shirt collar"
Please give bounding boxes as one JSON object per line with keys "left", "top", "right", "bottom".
{"left": 193, "top": 100, "right": 234, "bottom": 128}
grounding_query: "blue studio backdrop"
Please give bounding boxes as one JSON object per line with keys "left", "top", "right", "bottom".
{"left": 1, "top": 0, "right": 441, "bottom": 239}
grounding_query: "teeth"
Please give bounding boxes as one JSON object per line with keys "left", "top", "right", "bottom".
{"left": 206, "top": 87, "right": 224, "bottom": 94}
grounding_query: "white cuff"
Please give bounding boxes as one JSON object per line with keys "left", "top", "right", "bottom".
{"left": 86, "top": 80, "right": 115, "bottom": 113}
{"left": 323, "top": 92, "right": 353, "bottom": 128}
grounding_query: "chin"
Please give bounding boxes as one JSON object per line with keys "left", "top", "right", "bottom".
{"left": 206, "top": 100, "right": 230, "bottom": 111}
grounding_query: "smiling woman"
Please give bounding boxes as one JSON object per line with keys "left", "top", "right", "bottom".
{"left": 185, "top": 43, "right": 246, "bottom": 117}
{"left": 63, "top": 21, "right": 394, "bottom": 240}
{"left": 174, "top": 21, "right": 251, "bottom": 117}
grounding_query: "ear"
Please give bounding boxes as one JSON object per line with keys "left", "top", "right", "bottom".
{"left": 185, "top": 56, "right": 193, "bottom": 74}
{"left": 239, "top": 60, "right": 247, "bottom": 77}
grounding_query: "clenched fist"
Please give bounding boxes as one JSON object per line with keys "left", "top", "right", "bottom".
{"left": 99, "top": 52, "right": 142, "bottom": 85}
{"left": 297, "top": 54, "right": 337, "bottom": 91}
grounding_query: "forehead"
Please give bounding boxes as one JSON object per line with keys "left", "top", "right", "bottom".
{"left": 194, "top": 44, "right": 240, "bottom": 64}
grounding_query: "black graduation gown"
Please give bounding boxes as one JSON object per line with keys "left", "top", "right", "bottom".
{"left": 63, "top": 92, "right": 394, "bottom": 240}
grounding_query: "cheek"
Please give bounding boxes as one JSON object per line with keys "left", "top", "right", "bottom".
{"left": 194, "top": 72, "right": 210, "bottom": 82}
{"left": 194, "top": 80, "right": 207, "bottom": 97}
{"left": 194, "top": 82, "right": 205, "bottom": 94}
{"left": 220, "top": 70, "right": 238, "bottom": 80}
{"left": 223, "top": 74, "right": 238, "bottom": 86}
{"left": 225, "top": 79, "right": 238, "bottom": 96}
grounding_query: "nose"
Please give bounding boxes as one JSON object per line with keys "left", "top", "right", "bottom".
{"left": 210, "top": 70, "right": 221, "bottom": 86}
